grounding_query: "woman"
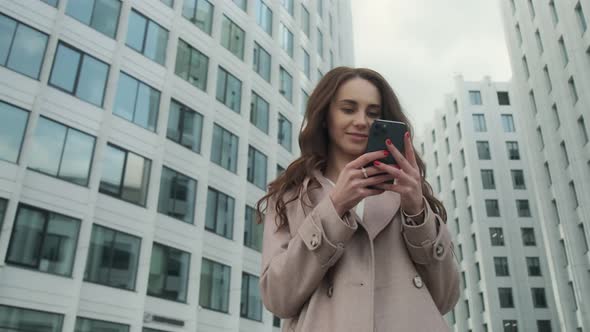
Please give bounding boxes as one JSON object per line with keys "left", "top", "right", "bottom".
{"left": 256, "top": 67, "right": 460, "bottom": 331}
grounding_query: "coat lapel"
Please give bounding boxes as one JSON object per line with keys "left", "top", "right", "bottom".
{"left": 308, "top": 169, "right": 401, "bottom": 240}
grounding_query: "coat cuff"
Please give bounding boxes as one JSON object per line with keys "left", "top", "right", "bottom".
{"left": 401, "top": 197, "right": 452, "bottom": 265}
{"left": 297, "top": 195, "right": 358, "bottom": 268}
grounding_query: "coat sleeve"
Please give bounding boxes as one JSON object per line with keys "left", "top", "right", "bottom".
{"left": 259, "top": 195, "right": 358, "bottom": 318}
{"left": 401, "top": 197, "right": 461, "bottom": 315}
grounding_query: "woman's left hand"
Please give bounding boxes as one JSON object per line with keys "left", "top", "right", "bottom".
{"left": 372, "top": 131, "right": 424, "bottom": 215}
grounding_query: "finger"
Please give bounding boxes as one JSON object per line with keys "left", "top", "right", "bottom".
{"left": 349, "top": 150, "right": 389, "bottom": 169}
{"left": 373, "top": 162, "right": 416, "bottom": 186}
{"left": 360, "top": 173, "right": 396, "bottom": 187}
{"left": 385, "top": 138, "right": 414, "bottom": 175}
{"left": 373, "top": 182, "right": 403, "bottom": 193}
{"left": 404, "top": 132, "right": 419, "bottom": 169}
{"left": 361, "top": 187, "right": 386, "bottom": 197}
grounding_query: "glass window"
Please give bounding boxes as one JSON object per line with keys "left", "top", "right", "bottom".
{"left": 167, "top": 99, "right": 203, "bottom": 153}
{"left": 489, "top": 227, "right": 504, "bottom": 246}
{"left": 148, "top": 242, "right": 190, "bottom": 302}
{"left": 522, "top": 55, "right": 530, "bottom": 77}
{"left": 516, "top": 199, "right": 531, "bottom": 217}
{"left": 273, "top": 316, "right": 281, "bottom": 327}
{"left": 66, "top": 0, "right": 121, "bottom": 38}
{"left": 0, "top": 304, "right": 63, "bottom": 332}
{"left": 160, "top": 0, "right": 173, "bottom": 7}
{"left": 126, "top": 10, "right": 168, "bottom": 65}
{"left": 232, "top": 0, "right": 247, "bottom": 11}
{"left": 113, "top": 72, "right": 160, "bottom": 131}
{"left": 278, "top": 113, "right": 292, "bottom": 152}
{"left": 99, "top": 144, "right": 151, "bottom": 206}
{"left": 511, "top": 170, "right": 525, "bottom": 189}
{"left": 6, "top": 204, "right": 80, "bottom": 276}
{"left": 535, "top": 30, "right": 544, "bottom": 54}
{"left": 497, "top": 91, "right": 510, "bottom": 105}
{"left": 0, "top": 101, "right": 29, "bottom": 163}
{"left": 526, "top": 257, "right": 541, "bottom": 276}
{"left": 199, "top": 258, "right": 231, "bottom": 312}
{"left": 41, "top": 0, "right": 59, "bottom": 6}
{"left": 532, "top": 288, "right": 548, "bottom": 308}
{"left": 559, "top": 37, "right": 568, "bottom": 66}
{"left": 568, "top": 77, "right": 579, "bottom": 104}
{"left": 256, "top": 0, "right": 273, "bottom": 36}
{"left": 49, "top": 42, "right": 109, "bottom": 107}
{"left": 281, "top": 0, "right": 293, "bottom": 16}
{"left": 29, "top": 116, "right": 96, "bottom": 186}
{"left": 469, "top": 90, "right": 482, "bottom": 105}
{"left": 473, "top": 114, "right": 486, "bottom": 132}
{"left": 494, "top": 257, "right": 509, "bottom": 276}
{"left": 543, "top": 66, "right": 552, "bottom": 91}
{"left": 317, "top": 28, "right": 324, "bottom": 58}
{"left": 84, "top": 224, "right": 141, "bottom": 290}
{"left": 247, "top": 146, "right": 267, "bottom": 190}
{"left": 0, "top": 198, "right": 6, "bottom": 230}
{"left": 303, "top": 48, "right": 310, "bottom": 79}
{"left": 537, "top": 320, "right": 552, "bottom": 332}
{"left": 481, "top": 169, "right": 495, "bottom": 189}
{"left": 301, "top": 90, "right": 309, "bottom": 116}
{"left": 250, "top": 92, "right": 269, "bottom": 134}
{"left": 299, "top": 5, "right": 310, "bottom": 38}
{"left": 182, "top": 0, "right": 214, "bottom": 35}
{"left": 501, "top": 114, "right": 515, "bottom": 132}
{"left": 221, "top": 15, "right": 245, "bottom": 60}
{"left": 253, "top": 42, "right": 271, "bottom": 82}
{"left": 503, "top": 320, "right": 518, "bottom": 332}
{"left": 499, "top": 288, "right": 515, "bottom": 309}
{"left": 75, "top": 317, "right": 129, "bottom": 332}
{"left": 205, "top": 187, "right": 235, "bottom": 240}
{"left": 578, "top": 116, "right": 589, "bottom": 145}
{"left": 515, "top": 23, "right": 522, "bottom": 45}
{"left": 521, "top": 227, "right": 536, "bottom": 246}
{"left": 241, "top": 272, "right": 262, "bottom": 321}
{"left": 0, "top": 14, "right": 48, "bottom": 80}
{"left": 279, "top": 67, "right": 293, "bottom": 102}
{"left": 575, "top": 2, "right": 587, "bottom": 33}
{"left": 216, "top": 67, "right": 242, "bottom": 113}
{"left": 485, "top": 199, "right": 500, "bottom": 217}
{"left": 506, "top": 141, "right": 520, "bottom": 160}
{"left": 158, "top": 167, "right": 197, "bottom": 224}
{"left": 280, "top": 23, "right": 294, "bottom": 58}
{"left": 434, "top": 151, "right": 438, "bottom": 166}
{"left": 175, "top": 39, "right": 209, "bottom": 91}
{"left": 244, "top": 205, "right": 262, "bottom": 252}
{"left": 210, "top": 124, "right": 239, "bottom": 173}
{"left": 529, "top": 90, "right": 537, "bottom": 114}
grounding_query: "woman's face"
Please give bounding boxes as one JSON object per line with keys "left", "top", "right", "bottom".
{"left": 326, "top": 77, "right": 382, "bottom": 159}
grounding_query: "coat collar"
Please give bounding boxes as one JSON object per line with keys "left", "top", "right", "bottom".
{"left": 302, "top": 169, "right": 401, "bottom": 240}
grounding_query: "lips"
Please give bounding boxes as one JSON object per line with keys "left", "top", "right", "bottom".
{"left": 347, "top": 133, "right": 368, "bottom": 137}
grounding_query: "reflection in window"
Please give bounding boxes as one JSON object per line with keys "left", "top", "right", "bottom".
{"left": 41, "top": 0, "right": 59, "bottom": 6}
{"left": 126, "top": 10, "right": 168, "bottom": 65}
{"left": 303, "top": 49, "right": 310, "bottom": 79}
{"left": 221, "top": 15, "right": 245, "bottom": 60}
{"left": 175, "top": 39, "right": 208, "bottom": 91}
{"left": 49, "top": 42, "right": 109, "bottom": 107}
{"left": 521, "top": 227, "right": 536, "bottom": 246}
{"left": 84, "top": 224, "right": 141, "bottom": 290}
{"left": 210, "top": 124, "right": 238, "bottom": 173}
{"left": 280, "top": 23, "right": 294, "bottom": 58}
{"left": 166, "top": 99, "right": 203, "bottom": 153}
{"left": 75, "top": 317, "right": 129, "bottom": 332}
{"left": 278, "top": 114, "right": 292, "bottom": 152}
{"left": 494, "top": 257, "right": 510, "bottom": 277}
{"left": 506, "top": 141, "right": 520, "bottom": 160}
{"left": 0, "top": 14, "right": 48, "bottom": 80}
{"left": 511, "top": 170, "right": 525, "bottom": 189}
{"left": 6, "top": 204, "right": 80, "bottom": 276}
{"left": 148, "top": 242, "right": 190, "bottom": 302}
{"left": 158, "top": 166, "right": 197, "bottom": 223}
{"left": 469, "top": 90, "right": 482, "bottom": 105}
{"left": 99, "top": 144, "right": 151, "bottom": 206}
{"left": 489, "top": 227, "right": 504, "bottom": 246}
{"left": 0, "top": 101, "right": 29, "bottom": 163}
{"left": 481, "top": 169, "right": 495, "bottom": 189}
{"left": 256, "top": 0, "right": 273, "bottom": 36}
{"left": 501, "top": 114, "right": 515, "bottom": 132}
{"left": 241, "top": 272, "right": 262, "bottom": 321}
{"left": 279, "top": 67, "right": 293, "bottom": 102}
{"left": 476, "top": 141, "right": 490, "bottom": 160}
{"left": 485, "top": 199, "right": 500, "bottom": 217}
{"left": 244, "top": 205, "right": 262, "bottom": 252}
{"left": 0, "top": 198, "right": 6, "bottom": 230}
{"left": 199, "top": 258, "right": 231, "bottom": 312}
{"left": 317, "top": 28, "right": 324, "bottom": 58}
{"left": 113, "top": 72, "right": 161, "bottom": 131}
{"left": 301, "top": 4, "right": 310, "bottom": 37}
{"left": 182, "top": 0, "right": 214, "bottom": 35}
{"left": 0, "top": 304, "right": 64, "bottom": 332}
{"left": 472, "top": 114, "right": 486, "bottom": 132}
{"left": 526, "top": 257, "right": 541, "bottom": 276}
{"left": 205, "top": 187, "right": 235, "bottom": 240}
{"left": 516, "top": 199, "right": 531, "bottom": 217}
{"left": 253, "top": 42, "right": 271, "bottom": 82}
{"left": 250, "top": 92, "right": 269, "bottom": 134}
{"left": 66, "top": 0, "right": 121, "bottom": 38}
{"left": 216, "top": 67, "right": 242, "bottom": 113}
{"left": 247, "top": 146, "right": 267, "bottom": 190}
{"left": 29, "top": 117, "right": 95, "bottom": 186}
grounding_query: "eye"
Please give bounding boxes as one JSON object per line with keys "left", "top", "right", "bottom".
{"left": 368, "top": 112, "right": 381, "bottom": 118}
{"left": 341, "top": 108, "right": 354, "bottom": 113}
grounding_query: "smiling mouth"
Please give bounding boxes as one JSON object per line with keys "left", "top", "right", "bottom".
{"left": 347, "top": 133, "right": 368, "bottom": 137}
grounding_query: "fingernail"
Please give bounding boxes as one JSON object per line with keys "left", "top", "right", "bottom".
{"left": 374, "top": 161, "right": 381, "bottom": 166}
{"left": 386, "top": 138, "right": 392, "bottom": 145}
{"left": 383, "top": 150, "right": 389, "bottom": 156}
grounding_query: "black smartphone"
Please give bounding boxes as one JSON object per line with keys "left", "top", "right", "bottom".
{"left": 364, "top": 119, "right": 407, "bottom": 185}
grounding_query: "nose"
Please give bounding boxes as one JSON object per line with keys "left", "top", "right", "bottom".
{"left": 353, "top": 110, "right": 370, "bottom": 127}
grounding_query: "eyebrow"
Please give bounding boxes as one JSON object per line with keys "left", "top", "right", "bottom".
{"left": 338, "top": 99, "right": 381, "bottom": 108}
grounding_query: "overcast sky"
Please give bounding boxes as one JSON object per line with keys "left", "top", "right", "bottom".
{"left": 350, "top": 0, "right": 513, "bottom": 134}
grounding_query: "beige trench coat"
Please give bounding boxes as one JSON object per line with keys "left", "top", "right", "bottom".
{"left": 260, "top": 169, "right": 460, "bottom": 331}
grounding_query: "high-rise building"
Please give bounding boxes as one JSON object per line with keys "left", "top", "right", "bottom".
{"left": 0, "top": 0, "right": 353, "bottom": 331}
{"left": 499, "top": 0, "right": 590, "bottom": 330}
{"left": 417, "top": 76, "right": 559, "bottom": 332}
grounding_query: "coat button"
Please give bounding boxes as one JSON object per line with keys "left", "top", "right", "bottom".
{"left": 327, "top": 285, "right": 334, "bottom": 297}
{"left": 413, "top": 276, "right": 423, "bottom": 288}
{"left": 435, "top": 244, "right": 444, "bottom": 257}
{"left": 310, "top": 234, "right": 319, "bottom": 248}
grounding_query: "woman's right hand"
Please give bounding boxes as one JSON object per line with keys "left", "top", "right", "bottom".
{"left": 329, "top": 150, "right": 396, "bottom": 217}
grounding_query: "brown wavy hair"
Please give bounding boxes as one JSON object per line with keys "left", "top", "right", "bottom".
{"left": 255, "top": 67, "right": 447, "bottom": 228}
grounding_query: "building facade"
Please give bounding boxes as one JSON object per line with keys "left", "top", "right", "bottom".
{"left": 417, "top": 76, "right": 559, "bottom": 332}
{"left": 499, "top": 0, "right": 590, "bottom": 330}
{"left": 0, "top": 0, "right": 354, "bottom": 331}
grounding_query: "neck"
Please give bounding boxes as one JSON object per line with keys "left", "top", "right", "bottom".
{"left": 324, "top": 148, "right": 356, "bottom": 184}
